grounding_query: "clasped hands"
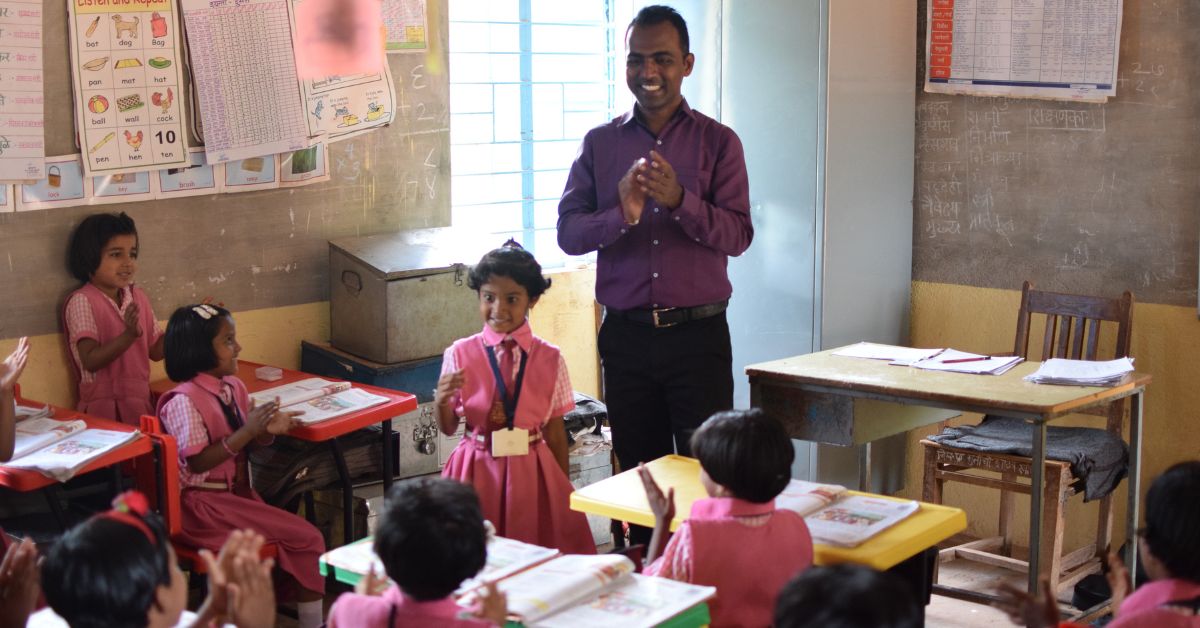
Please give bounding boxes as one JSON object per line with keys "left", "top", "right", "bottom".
{"left": 619, "top": 150, "right": 684, "bottom": 225}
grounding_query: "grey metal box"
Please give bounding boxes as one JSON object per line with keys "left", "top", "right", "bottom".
{"left": 329, "top": 228, "right": 495, "bottom": 363}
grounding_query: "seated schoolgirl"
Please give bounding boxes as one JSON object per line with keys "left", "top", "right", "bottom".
{"left": 639, "top": 408, "right": 814, "bottom": 627}
{"left": 998, "top": 460, "right": 1200, "bottom": 628}
{"left": 327, "top": 476, "right": 506, "bottom": 627}
{"left": 774, "top": 563, "right": 921, "bottom": 628}
{"left": 157, "top": 304, "right": 325, "bottom": 628}
{"left": 38, "top": 491, "right": 275, "bottom": 628}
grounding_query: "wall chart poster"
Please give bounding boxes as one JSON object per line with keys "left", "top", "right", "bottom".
{"left": 68, "top": 0, "right": 190, "bottom": 176}
{"left": 383, "top": 0, "right": 426, "bottom": 52}
{"left": 0, "top": 1, "right": 45, "bottom": 181}
{"left": 924, "top": 0, "right": 1122, "bottom": 103}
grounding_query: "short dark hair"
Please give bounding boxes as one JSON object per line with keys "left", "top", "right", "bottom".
{"left": 1142, "top": 460, "right": 1200, "bottom": 581}
{"left": 775, "top": 564, "right": 921, "bottom": 628}
{"left": 467, "top": 239, "right": 552, "bottom": 300}
{"left": 689, "top": 408, "right": 793, "bottom": 503}
{"left": 627, "top": 5, "right": 690, "bottom": 55}
{"left": 164, "top": 304, "right": 232, "bottom": 382}
{"left": 67, "top": 212, "right": 138, "bottom": 283}
{"left": 42, "top": 512, "right": 172, "bottom": 628}
{"left": 374, "top": 477, "right": 488, "bottom": 600}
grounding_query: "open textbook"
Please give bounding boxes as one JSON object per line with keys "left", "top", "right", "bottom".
{"left": 492, "top": 554, "right": 715, "bottom": 627}
{"left": 4, "top": 417, "right": 140, "bottom": 481}
{"left": 249, "top": 378, "right": 388, "bottom": 424}
{"left": 803, "top": 495, "right": 920, "bottom": 548}
{"left": 774, "top": 479, "right": 920, "bottom": 547}
{"left": 320, "top": 530, "right": 560, "bottom": 592}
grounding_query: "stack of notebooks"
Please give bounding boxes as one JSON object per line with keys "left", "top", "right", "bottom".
{"left": 833, "top": 343, "right": 1024, "bottom": 375}
{"left": 1023, "top": 357, "right": 1135, "bottom": 386}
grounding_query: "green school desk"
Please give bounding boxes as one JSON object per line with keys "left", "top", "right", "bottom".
{"left": 571, "top": 454, "right": 966, "bottom": 622}
{"left": 151, "top": 360, "right": 417, "bottom": 544}
{"left": 745, "top": 347, "right": 1150, "bottom": 597}
{"left": 319, "top": 538, "right": 711, "bottom": 627}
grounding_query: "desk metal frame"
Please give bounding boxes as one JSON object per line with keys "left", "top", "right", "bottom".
{"left": 747, "top": 350, "right": 1149, "bottom": 596}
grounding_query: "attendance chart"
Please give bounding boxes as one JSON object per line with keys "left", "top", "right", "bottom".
{"left": 68, "top": 0, "right": 190, "bottom": 176}
{"left": 182, "top": 0, "right": 310, "bottom": 164}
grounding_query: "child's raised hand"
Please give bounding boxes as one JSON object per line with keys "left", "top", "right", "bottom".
{"left": 122, "top": 302, "right": 143, "bottom": 338}
{"left": 226, "top": 549, "right": 276, "bottom": 627}
{"left": 476, "top": 581, "right": 508, "bottom": 626}
{"left": 637, "top": 463, "right": 675, "bottom": 525}
{"left": 435, "top": 369, "right": 466, "bottom": 406}
{"left": 0, "top": 337, "right": 29, "bottom": 392}
{"left": 1106, "top": 550, "right": 1132, "bottom": 614}
{"left": 993, "top": 579, "right": 1059, "bottom": 628}
{"left": 355, "top": 565, "right": 389, "bottom": 597}
{"left": 0, "top": 537, "right": 40, "bottom": 628}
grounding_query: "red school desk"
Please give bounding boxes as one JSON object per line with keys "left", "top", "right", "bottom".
{"left": 150, "top": 360, "right": 418, "bottom": 544}
{"left": 0, "top": 387, "right": 156, "bottom": 528}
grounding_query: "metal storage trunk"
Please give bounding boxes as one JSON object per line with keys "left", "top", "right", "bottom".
{"left": 329, "top": 228, "right": 496, "bottom": 364}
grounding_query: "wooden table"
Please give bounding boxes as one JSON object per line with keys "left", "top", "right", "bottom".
{"left": 151, "top": 360, "right": 418, "bottom": 543}
{"left": 745, "top": 347, "right": 1150, "bottom": 595}
{"left": 0, "top": 391, "right": 156, "bottom": 528}
{"left": 571, "top": 454, "right": 966, "bottom": 622}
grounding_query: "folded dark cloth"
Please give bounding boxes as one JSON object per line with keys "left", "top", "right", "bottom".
{"left": 929, "top": 415, "right": 1128, "bottom": 501}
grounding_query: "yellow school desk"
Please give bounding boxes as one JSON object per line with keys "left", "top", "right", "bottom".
{"left": 571, "top": 454, "right": 966, "bottom": 620}
{"left": 745, "top": 347, "right": 1150, "bottom": 597}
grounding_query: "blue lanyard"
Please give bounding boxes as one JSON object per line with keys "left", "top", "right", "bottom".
{"left": 486, "top": 342, "right": 529, "bottom": 430}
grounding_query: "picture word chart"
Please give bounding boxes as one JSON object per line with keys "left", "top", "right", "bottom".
{"left": 0, "top": 1, "right": 44, "bottom": 180}
{"left": 69, "top": 0, "right": 189, "bottom": 176}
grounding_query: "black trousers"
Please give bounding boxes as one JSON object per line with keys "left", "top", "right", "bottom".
{"left": 599, "top": 310, "right": 735, "bottom": 544}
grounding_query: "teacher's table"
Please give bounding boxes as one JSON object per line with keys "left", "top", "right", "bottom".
{"left": 571, "top": 454, "right": 967, "bottom": 622}
{"left": 745, "top": 347, "right": 1150, "bottom": 596}
{"left": 0, "top": 389, "right": 156, "bottom": 529}
{"left": 151, "top": 360, "right": 417, "bottom": 544}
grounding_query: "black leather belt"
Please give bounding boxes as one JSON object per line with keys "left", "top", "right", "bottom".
{"left": 606, "top": 300, "right": 728, "bottom": 328}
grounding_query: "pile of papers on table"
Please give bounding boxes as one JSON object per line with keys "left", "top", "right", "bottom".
{"left": 1023, "top": 357, "right": 1135, "bottom": 386}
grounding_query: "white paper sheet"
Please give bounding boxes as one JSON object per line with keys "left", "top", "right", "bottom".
{"left": 0, "top": 1, "right": 45, "bottom": 180}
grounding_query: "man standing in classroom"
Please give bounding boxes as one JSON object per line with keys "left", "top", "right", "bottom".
{"left": 557, "top": 5, "right": 753, "bottom": 544}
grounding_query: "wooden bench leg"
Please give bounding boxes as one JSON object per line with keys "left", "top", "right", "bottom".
{"left": 998, "top": 471, "right": 1015, "bottom": 555}
{"left": 922, "top": 445, "right": 942, "bottom": 504}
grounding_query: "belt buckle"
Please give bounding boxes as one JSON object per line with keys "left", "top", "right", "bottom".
{"left": 652, "top": 307, "right": 678, "bottom": 328}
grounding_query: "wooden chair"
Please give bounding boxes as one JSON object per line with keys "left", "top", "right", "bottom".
{"left": 137, "top": 415, "right": 278, "bottom": 574}
{"left": 921, "top": 280, "right": 1133, "bottom": 595}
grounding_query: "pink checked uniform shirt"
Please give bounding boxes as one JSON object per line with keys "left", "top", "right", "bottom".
{"left": 644, "top": 496, "right": 814, "bottom": 627}
{"left": 328, "top": 586, "right": 494, "bottom": 628}
{"left": 64, "top": 283, "right": 162, "bottom": 424}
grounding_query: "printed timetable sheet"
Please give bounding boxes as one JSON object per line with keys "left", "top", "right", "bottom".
{"left": 182, "top": 0, "right": 309, "bottom": 164}
{"left": 925, "top": 0, "right": 1122, "bottom": 103}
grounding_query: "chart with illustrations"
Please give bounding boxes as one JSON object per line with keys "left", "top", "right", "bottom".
{"left": 69, "top": 0, "right": 189, "bottom": 176}
{"left": 303, "top": 69, "right": 395, "bottom": 140}
{"left": 182, "top": 0, "right": 310, "bottom": 164}
{"left": 0, "top": 1, "right": 45, "bottom": 181}
{"left": 383, "top": 0, "right": 427, "bottom": 52}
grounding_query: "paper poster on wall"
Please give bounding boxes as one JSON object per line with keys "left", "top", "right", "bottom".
{"left": 90, "top": 171, "right": 153, "bottom": 205}
{"left": 383, "top": 0, "right": 427, "bottom": 52}
{"left": 0, "top": 185, "right": 13, "bottom": 212}
{"left": 302, "top": 68, "right": 396, "bottom": 141}
{"left": 224, "top": 154, "right": 279, "bottom": 192}
{"left": 0, "top": 1, "right": 45, "bottom": 181}
{"left": 16, "top": 154, "right": 87, "bottom": 211}
{"left": 924, "top": 0, "right": 1122, "bottom": 103}
{"left": 279, "top": 143, "right": 329, "bottom": 187}
{"left": 182, "top": 0, "right": 310, "bottom": 164}
{"left": 154, "top": 148, "right": 219, "bottom": 198}
{"left": 68, "top": 0, "right": 190, "bottom": 176}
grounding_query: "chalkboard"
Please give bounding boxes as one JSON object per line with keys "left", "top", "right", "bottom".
{"left": 913, "top": 0, "right": 1199, "bottom": 306}
{"left": 0, "top": 0, "right": 450, "bottom": 338}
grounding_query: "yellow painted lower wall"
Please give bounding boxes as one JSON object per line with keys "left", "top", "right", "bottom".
{"left": 902, "top": 280, "right": 1199, "bottom": 551}
{"left": 1, "top": 268, "right": 601, "bottom": 408}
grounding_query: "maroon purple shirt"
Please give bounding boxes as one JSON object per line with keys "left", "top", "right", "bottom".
{"left": 557, "top": 100, "right": 753, "bottom": 310}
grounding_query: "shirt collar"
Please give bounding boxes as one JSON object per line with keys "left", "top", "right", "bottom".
{"left": 192, "top": 372, "right": 227, "bottom": 397}
{"left": 481, "top": 320, "right": 533, "bottom": 352}
{"left": 689, "top": 496, "right": 776, "bottom": 519}
{"left": 621, "top": 97, "right": 695, "bottom": 130}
